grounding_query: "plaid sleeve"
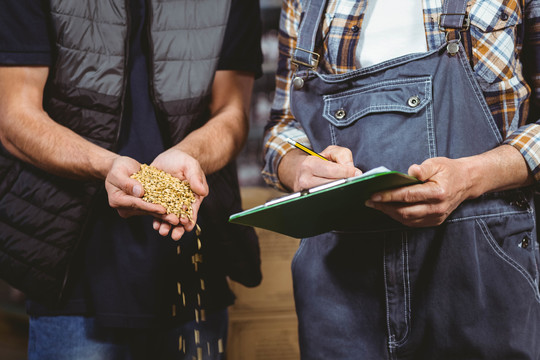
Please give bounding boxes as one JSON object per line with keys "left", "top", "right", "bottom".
{"left": 261, "top": 0, "right": 312, "bottom": 191}
{"left": 504, "top": 0, "right": 540, "bottom": 180}
{"left": 504, "top": 124, "right": 540, "bottom": 179}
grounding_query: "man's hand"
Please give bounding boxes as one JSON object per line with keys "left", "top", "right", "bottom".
{"left": 149, "top": 148, "right": 209, "bottom": 241}
{"left": 279, "top": 145, "right": 362, "bottom": 192}
{"left": 365, "top": 145, "right": 534, "bottom": 227}
{"left": 365, "top": 157, "right": 472, "bottom": 227}
{"left": 105, "top": 156, "right": 181, "bottom": 223}
{"left": 144, "top": 70, "right": 252, "bottom": 240}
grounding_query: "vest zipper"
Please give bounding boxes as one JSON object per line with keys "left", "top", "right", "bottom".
{"left": 145, "top": 0, "right": 172, "bottom": 148}
{"left": 145, "top": 0, "right": 156, "bottom": 107}
{"left": 114, "top": 0, "right": 133, "bottom": 152}
{"left": 58, "top": 0, "right": 133, "bottom": 303}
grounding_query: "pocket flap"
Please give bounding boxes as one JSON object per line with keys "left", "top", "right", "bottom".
{"left": 322, "top": 76, "right": 432, "bottom": 127}
{"left": 469, "top": 0, "right": 521, "bottom": 33}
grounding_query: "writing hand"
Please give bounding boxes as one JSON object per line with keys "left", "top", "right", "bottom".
{"left": 280, "top": 145, "right": 362, "bottom": 192}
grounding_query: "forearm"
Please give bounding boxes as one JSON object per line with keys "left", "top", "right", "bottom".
{"left": 0, "top": 67, "right": 118, "bottom": 180}
{"left": 366, "top": 144, "right": 536, "bottom": 227}
{"left": 175, "top": 104, "right": 248, "bottom": 174}
{"left": 172, "top": 70, "right": 254, "bottom": 175}
{"left": 1, "top": 108, "right": 117, "bottom": 180}
{"left": 463, "top": 144, "right": 535, "bottom": 199}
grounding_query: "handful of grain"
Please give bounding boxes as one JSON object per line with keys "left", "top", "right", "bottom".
{"left": 130, "top": 164, "right": 196, "bottom": 221}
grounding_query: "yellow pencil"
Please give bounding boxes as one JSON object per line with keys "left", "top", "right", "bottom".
{"left": 286, "top": 138, "right": 328, "bottom": 161}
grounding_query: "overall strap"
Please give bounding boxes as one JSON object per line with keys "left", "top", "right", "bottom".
{"left": 292, "top": 0, "right": 327, "bottom": 71}
{"left": 439, "top": 0, "right": 470, "bottom": 54}
{"left": 292, "top": 0, "right": 470, "bottom": 71}
{"left": 439, "top": 0, "right": 470, "bottom": 32}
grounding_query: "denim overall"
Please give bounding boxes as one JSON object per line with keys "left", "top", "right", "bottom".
{"left": 289, "top": 0, "right": 540, "bottom": 359}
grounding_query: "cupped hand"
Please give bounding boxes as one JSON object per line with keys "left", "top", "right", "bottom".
{"left": 150, "top": 148, "right": 209, "bottom": 240}
{"left": 365, "top": 157, "right": 473, "bottom": 227}
{"left": 105, "top": 156, "right": 174, "bottom": 221}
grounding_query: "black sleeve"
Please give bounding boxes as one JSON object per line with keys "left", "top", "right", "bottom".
{"left": 0, "top": 0, "right": 53, "bottom": 65}
{"left": 217, "top": 0, "right": 263, "bottom": 78}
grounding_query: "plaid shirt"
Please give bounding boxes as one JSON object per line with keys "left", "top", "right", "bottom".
{"left": 262, "top": 0, "right": 540, "bottom": 190}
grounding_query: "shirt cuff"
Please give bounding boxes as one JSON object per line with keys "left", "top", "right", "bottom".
{"left": 262, "top": 131, "right": 311, "bottom": 191}
{"left": 503, "top": 123, "right": 540, "bottom": 181}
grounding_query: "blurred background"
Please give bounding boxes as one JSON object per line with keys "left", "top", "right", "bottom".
{"left": 237, "top": 0, "right": 280, "bottom": 187}
{"left": 0, "top": 1, "right": 302, "bottom": 358}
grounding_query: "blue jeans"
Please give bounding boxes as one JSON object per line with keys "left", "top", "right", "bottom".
{"left": 27, "top": 309, "right": 228, "bottom": 360}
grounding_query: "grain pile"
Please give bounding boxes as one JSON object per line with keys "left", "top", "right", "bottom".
{"left": 130, "top": 164, "right": 196, "bottom": 220}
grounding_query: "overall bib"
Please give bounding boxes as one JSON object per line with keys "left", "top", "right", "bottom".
{"left": 289, "top": 0, "right": 540, "bottom": 359}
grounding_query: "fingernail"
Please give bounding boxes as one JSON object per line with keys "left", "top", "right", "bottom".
{"left": 371, "top": 194, "right": 381, "bottom": 201}
{"left": 355, "top": 169, "right": 362, "bottom": 176}
{"left": 133, "top": 185, "right": 142, "bottom": 197}
{"left": 365, "top": 200, "right": 374, "bottom": 208}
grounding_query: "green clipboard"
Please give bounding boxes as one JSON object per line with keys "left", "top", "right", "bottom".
{"left": 229, "top": 167, "right": 421, "bottom": 238}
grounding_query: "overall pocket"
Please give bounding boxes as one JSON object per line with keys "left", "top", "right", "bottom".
{"left": 476, "top": 212, "right": 540, "bottom": 301}
{"left": 321, "top": 76, "right": 434, "bottom": 173}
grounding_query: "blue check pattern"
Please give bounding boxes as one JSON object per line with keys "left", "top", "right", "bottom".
{"left": 262, "top": 0, "right": 540, "bottom": 190}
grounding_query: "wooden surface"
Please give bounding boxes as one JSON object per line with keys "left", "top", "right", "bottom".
{"left": 226, "top": 187, "right": 300, "bottom": 360}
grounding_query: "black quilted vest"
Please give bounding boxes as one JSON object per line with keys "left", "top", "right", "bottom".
{"left": 0, "top": 0, "right": 261, "bottom": 305}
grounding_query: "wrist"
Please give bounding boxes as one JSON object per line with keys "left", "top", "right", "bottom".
{"left": 93, "top": 152, "right": 120, "bottom": 180}
{"left": 462, "top": 145, "right": 533, "bottom": 199}
{"left": 277, "top": 149, "right": 307, "bottom": 192}
{"left": 459, "top": 156, "right": 485, "bottom": 200}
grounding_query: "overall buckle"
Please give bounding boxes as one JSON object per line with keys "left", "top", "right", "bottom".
{"left": 291, "top": 47, "right": 320, "bottom": 71}
{"left": 438, "top": 12, "right": 470, "bottom": 55}
{"left": 438, "top": 12, "right": 470, "bottom": 32}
